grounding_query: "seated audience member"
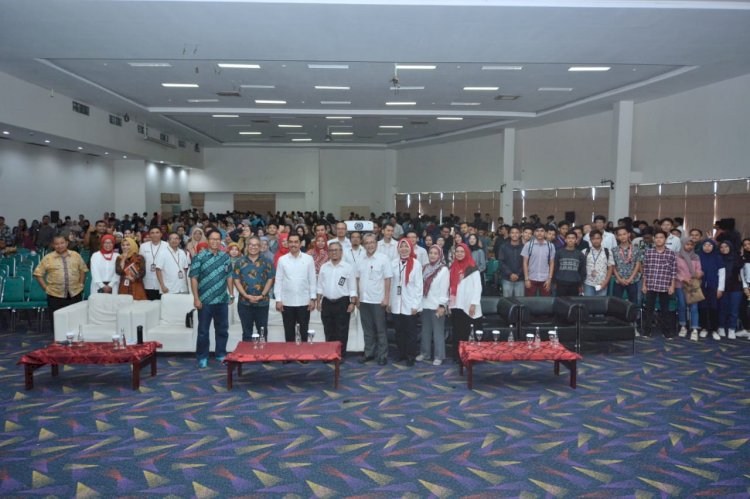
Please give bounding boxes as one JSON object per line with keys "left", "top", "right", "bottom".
{"left": 89, "top": 234, "right": 119, "bottom": 296}
{"left": 116, "top": 237, "right": 147, "bottom": 300}
{"left": 554, "top": 232, "right": 586, "bottom": 297}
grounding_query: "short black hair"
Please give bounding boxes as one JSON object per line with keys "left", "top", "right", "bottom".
{"left": 593, "top": 215, "right": 607, "bottom": 223}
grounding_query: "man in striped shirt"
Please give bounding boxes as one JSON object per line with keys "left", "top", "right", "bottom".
{"left": 641, "top": 230, "right": 677, "bottom": 339}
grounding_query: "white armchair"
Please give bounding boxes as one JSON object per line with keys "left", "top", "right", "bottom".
{"left": 53, "top": 294, "right": 135, "bottom": 343}
{"left": 128, "top": 293, "right": 196, "bottom": 352}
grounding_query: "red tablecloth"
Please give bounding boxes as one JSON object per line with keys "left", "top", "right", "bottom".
{"left": 18, "top": 341, "right": 162, "bottom": 366}
{"left": 226, "top": 341, "right": 342, "bottom": 363}
{"left": 460, "top": 341, "right": 582, "bottom": 364}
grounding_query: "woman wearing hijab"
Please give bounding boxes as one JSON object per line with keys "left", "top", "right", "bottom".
{"left": 466, "top": 233, "right": 487, "bottom": 287}
{"left": 115, "top": 237, "right": 147, "bottom": 300}
{"left": 186, "top": 227, "right": 207, "bottom": 257}
{"left": 675, "top": 239, "right": 702, "bottom": 341}
{"left": 449, "top": 242, "right": 483, "bottom": 365}
{"left": 273, "top": 232, "right": 290, "bottom": 269}
{"left": 89, "top": 234, "right": 119, "bottom": 296}
{"left": 738, "top": 238, "right": 750, "bottom": 338}
{"left": 388, "top": 238, "right": 423, "bottom": 366}
{"left": 307, "top": 235, "right": 329, "bottom": 275}
{"left": 417, "top": 245, "right": 450, "bottom": 365}
{"left": 718, "top": 241, "right": 743, "bottom": 339}
{"left": 260, "top": 237, "right": 275, "bottom": 262}
{"left": 698, "top": 239, "right": 724, "bottom": 340}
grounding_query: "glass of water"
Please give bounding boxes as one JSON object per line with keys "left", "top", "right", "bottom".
{"left": 548, "top": 331, "right": 558, "bottom": 348}
{"left": 251, "top": 332, "right": 260, "bottom": 349}
{"left": 307, "top": 330, "right": 316, "bottom": 344}
{"left": 526, "top": 333, "right": 534, "bottom": 349}
{"left": 475, "top": 330, "right": 484, "bottom": 342}
{"left": 492, "top": 330, "right": 500, "bottom": 343}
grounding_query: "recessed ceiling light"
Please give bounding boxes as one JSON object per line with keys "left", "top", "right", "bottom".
{"left": 390, "top": 86, "right": 424, "bottom": 91}
{"left": 292, "top": 138, "right": 312, "bottom": 142}
{"left": 450, "top": 102, "right": 481, "bottom": 106}
{"left": 308, "top": 64, "right": 349, "bottom": 69}
{"left": 240, "top": 84, "right": 276, "bottom": 89}
{"left": 385, "top": 101, "right": 416, "bottom": 106}
{"left": 129, "top": 62, "right": 172, "bottom": 67}
{"left": 218, "top": 63, "right": 260, "bottom": 69}
{"left": 395, "top": 64, "right": 436, "bottom": 70}
{"left": 568, "top": 66, "right": 610, "bottom": 72}
{"left": 2, "top": 131, "right": 9, "bottom": 135}
{"left": 255, "top": 99, "right": 286, "bottom": 105}
{"left": 278, "top": 124, "right": 302, "bottom": 128}
{"left": 212, "top": 114, "right": 239, "bottom": 118}
{"left": 44, "top": 139, "right": 51, "bottom": 143}
{"left": 161, "top": 83, "right": 199, "bottom": 88}
{"left": 326, "top": 116, "right": 352, "bottom": 120}
{"left": 104, "top": 152, "right": 109, "bottom": 155}
{"left": 538, "top": 87, "right": 573, "bottom": 92}
{"left": 321, "top": 101, "right": 351, "bottom": 105}
{"left": 481, "top": 65, "right": 523, "bottom": 71}
{"left": 314, "top": 85, "right": 350, "bottom": 90}
{"left": 437, "top": 117, "right": 463, "bottom": 120}
{"left": 187, "top": 99, "right": 219, "bottom": 103}
{"left": 379, "top": 125, "right": 403, "bottom": 129}
{"left": 122, "top": 155, "right": 127, "bottom": 159}
{"left": 239, "top": 131, "right": 262, "bottom": 135}
{"left": 463, "top": 86, "right": 499, "bottom": 91}
{"left": 77, "top": 146, "right": 83, "bottom": 150}
{"left": 331, "top": 132, "right": 353, "bottom": 136}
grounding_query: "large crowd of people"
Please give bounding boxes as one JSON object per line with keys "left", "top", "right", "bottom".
{"left": 2, "top": 208, "right": 749, "bottom": 367}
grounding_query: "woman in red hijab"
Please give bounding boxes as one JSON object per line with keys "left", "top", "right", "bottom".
{"left": 273, "top": 232, "right": 290, "bottom": 269}
{"left": 449, "top": 242, "right": 483, "bottom": 365}
{"left": 89, "top": 234, "right": 119, "bottom": 295}
{"left": 388, "top": 238, "right": 423, "bottom": 366}
{"left": 307, "top": 235, "right": 329, "bottom": 275}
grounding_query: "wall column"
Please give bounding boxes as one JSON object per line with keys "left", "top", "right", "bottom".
{"left": 501, "top": 128, "right": 516, "bottom": 224}
{"left": 610, "top": 101, "right": 634, "bottom": 220}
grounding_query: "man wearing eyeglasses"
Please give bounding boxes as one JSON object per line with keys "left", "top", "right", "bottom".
{"left": 317, "top": 241, "right": 358, "bottom": 357}
{"left": 233, "top": 235, "right": 275, "bottom": 341}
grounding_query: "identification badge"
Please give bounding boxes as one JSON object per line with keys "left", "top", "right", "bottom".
{"left": 397, "top": 285, "right": 402, "bottom": 296}
{"left": 592, "top": 270, "right": 598, "bottom": 278}
{"left": 150, "top": 264, "right": 156, "bottom": 272}
{"left": 123, "top": 278, "right": 130, "bottom": 287}
{"left": 224, "top": 264, "right": 230, "bottom": 273}
{"left": 338, "top": 276, "right": 346, "bottom": 286}
{"left": 178, "top": 271, "right": 185, "bottom": 279}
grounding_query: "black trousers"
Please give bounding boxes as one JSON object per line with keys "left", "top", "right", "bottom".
{"left": 393, "top": 313, "right": 419, "bottom": 361}
{"left": 321, "top": 297, "right": 351, "bottom": 352}
{"left": 555, "top": 281, "right": 580, "bottom": 297}
{"left": 48, "top": 293, "right": 83, "bottom": 334}
{"left": 450, "top": 308, "right": 482, "bottom": 363}
{"left": 643, "top": 291, "right": 676, "bottom": 338}
{"left": 145, "top": 289, "right": 161, "bottom": 301}
{"left": 281, "top": 305, "right": 310, "bottom": 342}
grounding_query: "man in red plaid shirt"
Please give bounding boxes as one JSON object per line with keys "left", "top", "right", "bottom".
{"left": 641, "top": 230, "right": 677, "bottom": 339}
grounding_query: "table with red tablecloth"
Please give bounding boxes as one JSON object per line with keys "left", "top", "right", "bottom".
{"left": 18, "top": 341, "right": 162, "bottom": 390}
{"left": 225, "top": 341, "right": 342, "bottom": 390}
{"left": 459, "top": 341, "right": 582, "bottom": 389}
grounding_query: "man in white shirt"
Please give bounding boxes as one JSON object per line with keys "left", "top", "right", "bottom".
{"left": 155, "top": 232, "right": 191, "bottom": 294}
{"left": 584, "top": 215, "right": 617, "bottom": 251}
{"left": 356, "top": 234, "right": 392, "bottom": 365}
{"left": 344, "top": 231, "right": 365, "bottom": 266}
{"left": 140, "top": 226, "right": 168, "bottom": 300}
{"left": 377, "top": 223, "right": 398, "bottom": 261}
{"left": 328, "top": 222, "right": 352, "bottom": 251}
{"left": 660, "top": 218, "right": 683, "bottom": 253}
{"left": 317, "top": 242, "right": 358, "bottom": 356}
{"left": 407, "top": 231, "right": 429, "bottom": 266}
{"left": 274, "top": 233, "right": 317, "bottom": 342}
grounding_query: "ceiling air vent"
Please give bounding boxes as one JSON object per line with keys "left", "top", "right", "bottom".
{"left": 216, "top": 91, "right": 242, "bottom": 97}
{"left": 251, "top": 119, "right": 270, "bottom": 124}
{"left": 72, "top": 101, "right": 90, "bottom": 116}
{"left": 495, "top": 95, "right": 520, "bottom": 101}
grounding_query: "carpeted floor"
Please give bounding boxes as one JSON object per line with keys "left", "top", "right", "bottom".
{"left": 2, "top": 325, "right": 750, "bottom": 498}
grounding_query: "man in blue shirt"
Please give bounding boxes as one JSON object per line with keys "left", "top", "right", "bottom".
{"left": 190, "top": 231, "right": 233, "bottom": 368}
{"left": 233, "top": 235, "right": 275, "bottom": 341}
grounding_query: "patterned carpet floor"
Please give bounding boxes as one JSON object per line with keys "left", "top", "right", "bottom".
{"left": 1, "top": 326, "right": 750, "bottom": 498}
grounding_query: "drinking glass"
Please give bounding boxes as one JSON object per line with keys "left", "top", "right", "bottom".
{"left": 251, "top": 332, "right": 260, "bottom": 349}
{"left": 526, "top": 333, "right": 534, "bottom": 349}
{"left": 492, "top": 330, "right": 500, "bottom": 343}
{"left": 475, "top": 330, "right": 484, "bottom": 342}
{"left": 308, "top": 330, "right": 316, "bottom": 344}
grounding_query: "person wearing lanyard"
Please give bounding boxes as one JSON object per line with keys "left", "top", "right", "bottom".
{"left": 140, "top": 226, "right": 168, "bottom": 300}
{"left": 612, "top": 227, "right": 643, "bottom": 304}
{"left": 317, "top": 242, "right": 358, "bottom": 357}
{"left": 345, "top": 231, "right": 365, "bottom": 266}
{"left": 388, "top": 238, "right": 422, "bottom": 366}
{"left": 155, "top": 232, "right": 191, "bottom": 294}
{"left": 356, "top": 233, "right": 392, "bottom": 365}
{"left": 583, "top": 230, "right": 614, "bottom": 296}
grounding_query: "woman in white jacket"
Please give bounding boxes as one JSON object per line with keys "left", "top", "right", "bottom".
{"left": 449, "top": 242, "right": 483, "bottom": 365}
{"left": 389, "top": 238, "right": 423, "bottom": 367}
{"left": 417, "top": 245, "right": 450, "bottom": 365}
{"left": 89, "top": 234, "right": 119, "bottom": 296}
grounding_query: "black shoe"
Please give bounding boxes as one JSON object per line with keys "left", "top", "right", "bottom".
{"left": 377, "top": 358, "right": 387, "bottom": 366}
{"left": 358, "top": 356, "right": 374, "bottom": 364}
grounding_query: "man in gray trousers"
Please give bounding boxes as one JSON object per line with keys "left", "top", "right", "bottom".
{"left": 356, "top": 233, "right": 393, "bottom": 365}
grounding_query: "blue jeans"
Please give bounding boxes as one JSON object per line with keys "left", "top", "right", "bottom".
{"left": 196, "top": 303, "right": 229, "bottom": 360}
{"left": 675, "top": 287, "right": 699, "bottom": 329}
{"left": 719, "top": 290, "right": 742, "bottom": 332}
{"left": 502, "top": 279, "right": 525, "bottom": 297}
{"left": 583, "top": 283, "right": 608, "bottom": 296}
{"left": 237, "top": 304, "right": 269, "bottom": 341}
{"left": 613, "top": 281, "right": 640, "bottom": 305}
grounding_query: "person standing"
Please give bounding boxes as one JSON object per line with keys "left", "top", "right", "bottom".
{"left": 521, "top": 224, "right": 555, "bottom": 297}
{"left": 155, "top": 232, "right": 191, "bottom": 295}
{"left": 356, "top": 234, "right": 392, "bottom": 365}
{"left": 308, "top": 235, "right": 329, "bottom": 276}
{"left": 328, "top": 222, "right": 352, "bottom": 251}
{"left": 449, "top": 242, "right": 483, "bottom": 365}
{"left": 417, "top": 245, "right": 450, "bottom": 365}
{"left": 407, "top": 231, "right": 429, "bottom": 266}
{"left": 612, "top": 227, "right": 643, "bottom": 304}
{"left": 190, "top": 231, "right": 234, "bottom": 368}
{"left": 675, "top": 239, "right": 702, "bottom": 341}
{"left": 344, "top": 231, "right": 365, "bottom": 266}
{"left": 83, "top": 220, "right": 108, "bottom": 254}
{"left": 584, "top": 215, "right": 617, "bottom": 251}
{"left": 233, "top": 236, "right": 275, "bottom": 342}
{"left": 274, "top": 233, "right": 317, "bottom": 343}
{"left": 554, "top": 232, "right": 586, "bottom": 297}
{"left": 718, "top": 241, "right": 743, "bottom": 340}
{"left": 33, "top": 235, "right": 88, "bottom": 328}
{"left": 498, "top": 226, "right": 525, "bottom": 297}
{"left": 698, "top": 239, "right": 724, "bottom": 340}
{"left": 140, "top": 226, "right": 168, "bottom": 300}
{"left": 317, "top": 242, "right": 358, "bottom": 356}
{"left": 377, "top": 223, "right": 398, "bottom": 261}
{"left": 388, "top": 238, "right": 423, "bottom": 366}
{"left": 641, "top": 230, "right": 677, "bottom": 339}
{"left": 89, "top": 234, "right": 119, "bottom": 296}
{"left": 582, "top": 230, "right": 614, "bottom": 296}
{"left": 35, "top": 215, "right": 56, "bottom": 251}
{"left": 115, "top": 237, "right": 147, "bottom": 300}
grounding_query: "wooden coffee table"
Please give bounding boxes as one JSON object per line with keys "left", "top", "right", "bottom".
{"left": 19, "top": 341, "right": 161, "bottom": 390}
{"left": 459, "top": 340, "right": 582, "bottom": 389}
{"left": 225, "top": 341, "right": 342, "bottom": 390}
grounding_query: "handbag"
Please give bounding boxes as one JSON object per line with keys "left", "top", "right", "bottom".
{"left": 185, "top": 309, "right": 195, "bottom": 328}
{"left": 685, "top": 277, "right": 705, "bottom": 305}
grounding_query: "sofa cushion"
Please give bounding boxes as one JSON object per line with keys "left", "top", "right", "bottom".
{"left": 160, "top": 293, "right": 194, "bottom": 325}
{"left": 87, "top": 294, "right": 134, "bottom": 325}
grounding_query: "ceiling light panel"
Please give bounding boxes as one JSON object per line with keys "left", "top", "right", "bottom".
{"left": 240, "top": 84, "right": 275, "bottom": 89}
{"left": 239, "top": 131, "right": 262, "bottom": 135}
{"left": 212, "top": 114, "right": 239, "bottom": 118}
{"left": 162, "top": 83, "right": 199, "bottom": 88}
{"left": 385, "top": 101, "right": 416, "bottom": 106}
{"left": 463, "top": 86, "right": 499, "bottom": 91}
{"left": 308, "top": 64, "right": 349, "bottom": 69}
{"left": 437, "top": 116, "right": 463, "bottom": 120}
{"left": 389, "top": 86, "right": 424, "bottom": 91}
{"left": 450, "top": 102, "right": 481, "bottom": 106}
{"left": 331, "top": 132, "right": 353, "bottom": 136}
{"left": 395, "top": 64, "right": 436, "bottom": 70}
{"left": 538, "top": 87, "right": 573, "bottom": 92}
{"left": 218, "top": 63, "right": 260, "bottom": 69}
{"left": 568, "top": 66, "right": 610, "bottom": 72}
{"left": 187, "top": 98, "right": 219, "bottom": 103}
{"left": 314, "top": 85, "right": 350, "bottom": 90}
{"left": 255, "top": 100, "right": 286, "bottom": 104}
{"left": 278, "top": 124, "right": 302, "bottom": 128}
{"left": 326, "top": 116, "right": 352, "bottom": 119}
{"left": 321, "top": 101, "right": 351, "bottom": 105}
{"left": 129, "top": 62, "right": 172, "bottom": 67}
{"left": 379, "top": 125, "right": 403, "bottom": 129}
{"left": 292, "top": 138, "right": 312, "bottom": 142}
{"left": 481, "top": 65, "right": 523, "bottom": 71}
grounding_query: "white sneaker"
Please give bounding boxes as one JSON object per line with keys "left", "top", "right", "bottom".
{"left": 415, "top": 354, "right": 425, "bottom": 362}
{"left": 728, "top": 329, "right": 736, "bottom": 340}
{"left": 678, "top": 326, "right": 688, "bottom": 337}
{"left": 699, "top": 329, "right": 708, "bottom": 338}
{"left": 690, "top": 330, "right": 699, "bottom": 342}
{"left": 735, "top": 330, "right": 750, "bottom": 338}
{"left": 712, "top": 331, "right": 721, "bottom": 341}
{"left": 432, "top": 359, "right": 443, "bottom": 366}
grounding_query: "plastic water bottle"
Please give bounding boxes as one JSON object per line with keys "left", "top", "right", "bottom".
{"left": 508, "top": 325, "right": 515, "bottom": 344}
{"left": 554, "top": 325, "right": 559, "bottom": 348}
{"left": 468, "top": 324, "right": 475, "bottom": 343}
{"left": 295, "top": 324, "right": 302, "bottom": 345}
{"left": 77, "top": 325, "right": 84, "bottom": 346}
{"left": 534, "top": 326, "right": 541, "bottom": 349}
{"left": 260, "top": 327, "right": 266, "bottom": 348}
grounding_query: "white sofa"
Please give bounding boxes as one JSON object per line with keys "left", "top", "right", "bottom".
{"left": 53, "top": 294, "right": 136, "bottom": 343}
{"left": 126, "top": 293, "right": 196, "bottom": 352}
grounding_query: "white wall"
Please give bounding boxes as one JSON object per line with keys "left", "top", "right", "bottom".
{"left": 203, "top": 193, "right": 234, "bottom": 214}
{"left": 0, "top": 139, "right": 114, "bottom": 224}
{"left": 318, "top": 149, "right": 391, "bottom": 217}
{"left": 144, "top": 162, "right": 191, "bottom": 215}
